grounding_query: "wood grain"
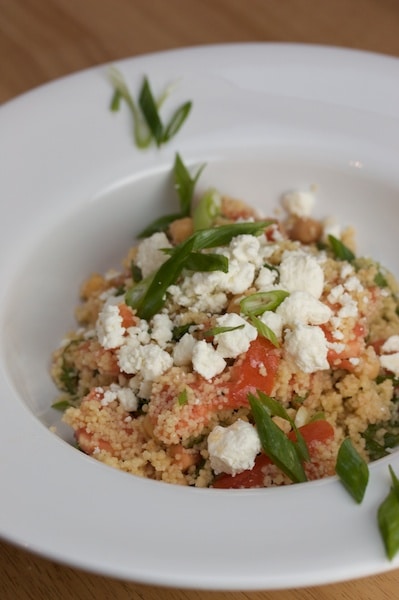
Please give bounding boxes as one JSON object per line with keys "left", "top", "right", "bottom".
{"left": 2, "top": 1, "right": 399, "bottom": 598}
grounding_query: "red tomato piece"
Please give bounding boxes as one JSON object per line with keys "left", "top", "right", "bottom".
{"left": 228, "top": 337, "right": 281, "bottom": 408}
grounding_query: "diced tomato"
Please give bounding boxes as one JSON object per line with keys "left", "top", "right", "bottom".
{"left": 324, "top": 322, "right": 366, "bottom": 371}
{"left": 212, "top": 420, "right": 335, "bottom": 489}
{"left": 228, "top": 337, "right": 281, "bottom": 408}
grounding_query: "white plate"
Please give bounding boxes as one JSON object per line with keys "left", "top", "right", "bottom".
{"left": 1, "top": 43, "right": 399, "bottom": 590}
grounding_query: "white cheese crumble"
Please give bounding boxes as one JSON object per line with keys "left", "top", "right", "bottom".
{"left": 117, "top": 339, "right": 173, "bottom": 379}
{"left": 207, "top": 419, "right": 261, "bottom": 476}
{"left": 192, "top": 340, "right": 226, "bottom": 380}
{"left": 173, "top": 332, "right": 196, "bottom": 366}
{"left": 380, "top": 353, "right": 399, "bottom": 376}
{"left": 381, "top": 335, "right": 399, "bottom": 353}
{"left": 214, "top": 313, "right": 257, "bottom": 359}
{"left": 279, "top": 250, "right": 324, "bottom": 299}
{"left": 282, "top": 190, "right": 315, "bottom": 217}
{"left": 284, "top": 324, "right": 329, "bottom": 373}
{"left": 276, "top": 291, "right": 332, "bottom": 327}
{"left": 101, "top": 383, "right": 138, "bottom": 411}
{"left": 96, "top": 303, "right": 125, "bottom": 349}
{"left": 150, "top": 313, "right": 173, "bottom": 348}
{"left": 135, "top": 232, "right": 172, "bottom": 278}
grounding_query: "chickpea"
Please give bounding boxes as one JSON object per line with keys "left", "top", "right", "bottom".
{"left": 288, "top": 216, "right": 323, "bottom": 244}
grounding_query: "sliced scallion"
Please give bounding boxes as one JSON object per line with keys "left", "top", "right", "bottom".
{"left": 328, "top": 235, "right": 356, "bottom": 262}
{"left": 249, "top": 315, "right": 280, "bottom": 347}
{"left": 192, "top": 188, "right": 222, "bottom": 230}
{"left": 335, "top": 437, "right": 369, "bottom": 503}
{"left": 378, "top": 466, "right": 399, "bottom": 560}
{"left": 248, "top": 392, "right": 308, "bottom": 483}
{"left": 240, "top": 290, "right": 289, "bottom": 317}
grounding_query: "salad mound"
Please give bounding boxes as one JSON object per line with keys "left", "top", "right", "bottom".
{"left": 51, "top": 160, "right": 399, "bottom": 489}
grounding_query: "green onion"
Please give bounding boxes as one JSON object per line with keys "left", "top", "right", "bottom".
{"left": 138, "top": 77, "right": 164, "bottom": 145}
{"left": 240, "top": 290, "right": 289, "bottom": 317}
{"left": 249, "top": 315, "right": 280, "bottom": 347}
{"left": 184, "top": 252, "right": 228, "bottom": 273}
{"left": 138, "top": 153, "right": 205, "bottom": 238}
{"left": 130, "top": 221, "right": 272, "bottom": 320}
{"left": 328, "top": 235, "right": 356, "bottom": 262}
{"left": 162, "top": 101, "right": 192, "bottom": 144}
{"left": 378, "top": 466, "right": 399, "bottom": 560}
{"left": 108, "top": 66, "right": 152, "bottom": 148}
{"left": 108, "top": 68, "right": 192, "bottom": 149}
{"left": 203, "top": 325, "right": 245, "bottom": 337}
{"left": 172, "top": 322, "right": 195, "bottom": 341}
{"left": 248, "top": 392, "right": 308, "bottom": 483}
{"left": 174, "top": 153, "right": 206, "bottom": 217}
{"left": 335, "top": 438, "right": 369, "bottom": 503}
{"left": 193, "top": 188, "right": 222, "bottom": 230}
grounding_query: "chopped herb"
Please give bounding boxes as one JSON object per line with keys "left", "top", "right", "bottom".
{"left": 335, "top": 438, "right": 369, "bottom": 503}
{"left": 378, "top": 466, "right": 399, "bottom": 560}
{"left": 248, "top": 391, "right": 308, "bottom": 483}
{"left": 374, "top": 270, "right": 389, "bottom": 288}
{"left": 131, "top": 263, "right": 143, "bottom": 283}
{"left": 328, "top": 235, "right": 356, "bottom": 262}
{"left": 172, "top": 322, "right": 195, "bottom": 341}
{"left": 177, "top": 389, "right": 188, "bottom": 406}
{"left": 362, "top": 421, "right": 399, "bottom": 461}
{"left": 240, "top": 290, "right": 289, "bottom": 317}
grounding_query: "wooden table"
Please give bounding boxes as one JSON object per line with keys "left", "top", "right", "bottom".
{"left": 2, "top": 1, "right": 399, "bottom": 598}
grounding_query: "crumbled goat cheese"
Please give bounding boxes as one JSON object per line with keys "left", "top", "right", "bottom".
{"left": 214, "top": 313, "right": 258, "bottom": 359}
{"left": 228, "top": 234, "right": 263, "bottom": 267}
{"left": 101, "top": 383, "right": 138, "bottom": 411}
{"left": 282, "top": 190, "right": 315, "bottom": 217}
{"left": 173, "top": 333, "right": 196, "bottom": 366}
{"left": 380, "top": 353, "right": 399, "bottom": 376}
{"left": 259, "top": 311, "right": 284, "bottom": 340}
{"left": 135, "top": 232, "right": 171, "bottom": 278}
{"left": 192, "top": 340, "right": 226, "bottom": 380}
{"left": 118, "top": 339, "right": 173, "bottom": 379}
{"left": 208, "top": 419, "right": 261, "bottom": 476}
{"left": 150, "top": 313, "right": 173, "bottom": 348}
{"left": 255, "top": 266, "right": 279, "bottom": 290}
{"left": 96, "top": 303, "right": 125, "bottom": 349}
{"left": 322, "top": 217, "right": 341, "bottom": 242}
{"left": 381, "top": 335, "right": 399, "bottom": 353}
{"left": 284, "top": 324, "right": 329, "bottom": 373}
{"left": 279, "top": 250, "right": 324, "bottom": 299}
{"left": 276, "top": 291, "right": 332, "bottom": 326}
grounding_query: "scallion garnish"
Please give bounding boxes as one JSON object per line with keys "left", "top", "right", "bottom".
{"left": 129, "top": 220, "right": 272, "bottom": 320}
{"left": 203, "top": 324, "right": 245, "bottom": 337}
{"left": 328, "top": 235, "right": 356, "bottom": 262}
{"left": 249, "top": 315, "right": 280, "bottom": 347}
{"left": 248, "top": 391, "right": 308, "bottom": 483}
{"left": 137, "top": 153, "right": 205, "bottom": 238}
{"left": 240, "top": 290, "right": 289, "bottom": 317}
{"left": 335, "top": 438, "right": 369, "bottom": 503}
{"left": 378, "top": 466, "right": 399, "bottom": 560}
{"left": 184, "top": 252, "right": 228, "bottom": 273}
{"left": 192, "top": 188, "right": 222, "bottom": 230}
{"left": 108, "top": 67, "right": 192, "bottom": 149}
